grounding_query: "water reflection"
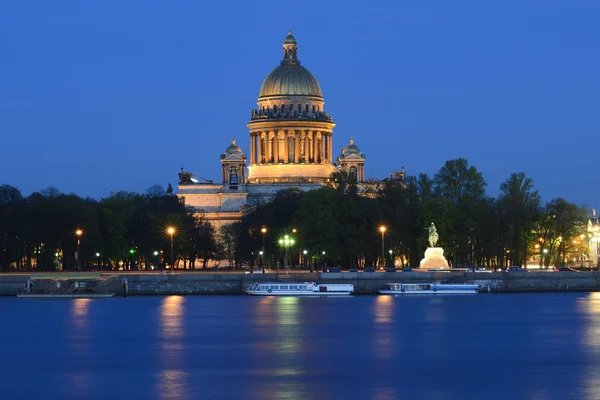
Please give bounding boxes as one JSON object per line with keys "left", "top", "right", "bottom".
{"left": 67, "top": 299, "right": 93, "bottom": 397}
{"left": 579, "top": 293, "right": 600, "bottom": 399}
{"left": 370, "top": 296, "right": 397, "bottom": 399}
{"left": 424, "top": 298, "right": 445, "bottom": 323}
{"left": 372, "top": 296, "right": 394, "bottom": 359}
{"left": 253, "top": 296, "right": 308, "bottom": 400}
{"left": 579, "top": 293, "right": 600, "bottom": 348}
{"left": 158, "top": 296, "right": 188, "bottom": 400}
{"left": 71, "top": 298, "right": 91, "bottom": 328}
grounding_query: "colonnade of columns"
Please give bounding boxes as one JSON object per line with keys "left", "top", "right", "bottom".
{"left": 249, "top": 129, "right": 333, "bottom": 165}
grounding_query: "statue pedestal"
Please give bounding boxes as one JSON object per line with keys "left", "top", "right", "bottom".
{"left": 420, "top": 247, "right": 449, "bottom": 270}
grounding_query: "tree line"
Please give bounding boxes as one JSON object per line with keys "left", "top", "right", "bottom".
{"left": 0, "top": 184, "right": 220, "bottom": 271}
{"left": 0, "top": 158, "right": 590, "bottom": 272}
{"left": 233, "top": 158, "right": 589, "bottom": 270}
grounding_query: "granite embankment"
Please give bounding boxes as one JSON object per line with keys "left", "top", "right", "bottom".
{"left": 3, "top": 271, "right": 600, "bottom": 296}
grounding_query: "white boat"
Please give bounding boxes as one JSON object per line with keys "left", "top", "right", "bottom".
{"left": 379, "top": 282, "right": 479, "bottom": 295}
{"left": 245, "top": 282, "right": 354, "bottom": 296}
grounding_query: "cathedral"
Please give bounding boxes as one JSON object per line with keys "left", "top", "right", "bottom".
{"left": 178, "top": 32, "right": 369, "bottom": 230}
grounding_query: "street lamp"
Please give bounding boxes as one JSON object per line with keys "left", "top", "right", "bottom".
{"left": 261, "top": 227, "right": 267, "bottom": 270}
{"left": 379, "top": 226, "right": 386, "bottom": 269}
{"left": 278, "top": 234, "right": 295, "bottom": 279}
{"left": 303, "top": 250, "right": 307, "bottom": 270}
{"left": 167, "top": 227, "right": 175, "bottom": 274}
{"left": 75, "top": 229, "right": 83, "bottom": 272}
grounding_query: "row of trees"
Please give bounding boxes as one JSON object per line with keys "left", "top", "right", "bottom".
{"left": 0, "top": 158, "right": 590, "bottom": 271}
{"left": 0, "top": 185, "right": 221, "bottom": 271}
{"left": 232, "top": 158, "right": 590, "bottom": 270}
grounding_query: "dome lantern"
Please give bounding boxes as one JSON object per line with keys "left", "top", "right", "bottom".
{"left": 258, "top": 32, "right": 323, "bottom": 99}
{"left": 282, "top": 31, "right": 299, "bottom": 65}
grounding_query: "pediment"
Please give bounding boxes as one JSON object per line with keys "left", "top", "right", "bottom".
{"left": 341, "top": 154, "right": 364, "bottom": 161}
{"left": 221, "top": 153, "right": 246, "bottom": 162}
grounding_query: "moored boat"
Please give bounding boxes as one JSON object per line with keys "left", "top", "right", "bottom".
{"left": 245, "top": 282, "right": 354, "bottom": 296}
{"left": 379, "top": 282, "right": 479, "bottom": 295}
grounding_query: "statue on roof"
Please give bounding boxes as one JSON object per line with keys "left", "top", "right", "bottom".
{"left": 178, "top": 167, "right": 196, "bottom": 184}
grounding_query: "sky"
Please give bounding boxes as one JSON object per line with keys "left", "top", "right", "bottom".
{"left": 0, "top": 0, "right": 598, "bottom": 206}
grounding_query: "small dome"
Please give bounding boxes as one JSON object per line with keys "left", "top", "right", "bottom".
{"left": 342, "top": 137, "right": 363, "bottom": 156}
{"left": 224, "top": 137, "right": 242, "bottom": 154}
{"left": 284, "top": 31, "right": 297, "bottom": 44}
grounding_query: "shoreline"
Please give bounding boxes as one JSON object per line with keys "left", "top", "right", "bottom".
{"left": 2, "top": 270, "right": 600, "bottom": 296}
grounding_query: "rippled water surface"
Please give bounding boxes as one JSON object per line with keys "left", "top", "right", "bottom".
{"left": 2, "top": 293, "right": 600, "bottom": 400}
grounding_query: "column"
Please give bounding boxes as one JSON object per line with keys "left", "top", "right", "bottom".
{"left": 313, "top": 131, "right": 318, "bottom": 163}
{"left": 251, "top": 134, "right": 256, "bottom": 165}
{"left": 284, "top": 130, "right": 289, "bottom": 163}
{"left": 327, "top": 133, "right": 333, "bottom": 162}
{"left": 274, "top": 130, "right": 279, "bottom": 164}
{"left": 256, "top": 132, "right": 262, "bottom": 164}
{"left": 267, "top": 131, "right": 272, "bottom": 163}
{"left": 294, "top": 130, "right": 300, "bottom": 163}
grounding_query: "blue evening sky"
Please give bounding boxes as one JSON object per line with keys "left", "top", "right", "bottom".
{"left": 0, "top": 1, "right": 598, "bottom": 206}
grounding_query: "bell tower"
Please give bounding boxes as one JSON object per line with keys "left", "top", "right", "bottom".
{"left": 220, "top": 137, "right": 246, "bottom": 190}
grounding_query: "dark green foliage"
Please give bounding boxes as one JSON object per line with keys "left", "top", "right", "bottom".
{"left": 0, "top": 159, "right": 586, "bottom": 271}
{"left": 0, "top": 184, "right": 220, "bottom": 271}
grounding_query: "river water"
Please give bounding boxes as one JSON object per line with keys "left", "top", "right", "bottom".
{"left": 1, "top": 293, "right": 600, "bottom": 400}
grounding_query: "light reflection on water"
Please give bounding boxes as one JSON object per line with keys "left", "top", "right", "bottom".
{"left": 8, "top": 293, "right": 600, "bottom": 399}
{"left": 371, "top": 296, "right": 397, "bottom": 399}
{"left": 252, "top": 296, "right": 309, "bottom": 400}
{"left": 158, "top": 295, "right": 188, "bottom": 400}
{"left": 71, "top": 298, "right": 91, "bottom": 328}
{"left": 579, "top": 293, "right": 600, "bottom": 400}
{"left": 372, "top": 296, "right": 394, "bottom": 359}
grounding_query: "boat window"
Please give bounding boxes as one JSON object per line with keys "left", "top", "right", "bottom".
{"left": 281, "top": 285, "right": 288, "bottom": 290}
{"left": 395, "top": 284, "right": 399, "bottom": 290}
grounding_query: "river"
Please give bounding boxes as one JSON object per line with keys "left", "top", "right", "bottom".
{"left": 1, "top": 293, "right": 599, "bottom": 399}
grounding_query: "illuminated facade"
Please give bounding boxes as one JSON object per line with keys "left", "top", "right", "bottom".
{"left": 178, "top": 32, "right": 367, "bottom": 231}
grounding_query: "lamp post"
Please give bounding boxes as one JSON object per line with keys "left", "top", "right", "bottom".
{"left": 292, "top": 228, "right": 297, "bottom": 268}
{"left": 379, "top": 226, "right": 386, "bottom": 269}
{"left": 278, "top": 235, "right": 295, "bottom": 279}
{"left": 167, "top": 227, "right": 175, "bottom": 274}
{"left": 303, "top": 250, "right": 308, "bottom": 270}
{"left": 261, "top": 227, "right": 267, "bottom": 270}
{"left": 95, "top": 252, "right": 100, "bottom": 269}
{"left": 75, "top": 229, "right": 83, "bottom": 272}
{"left": 389, "top": 249, "right": 393, "bottom": 269}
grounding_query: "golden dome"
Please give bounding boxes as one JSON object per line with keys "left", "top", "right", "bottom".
{"left": 258, "top": 32, "right": 322, "bottom": 98}
{"left": 259, "top": 65, "right": 322, "bottom": 98}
